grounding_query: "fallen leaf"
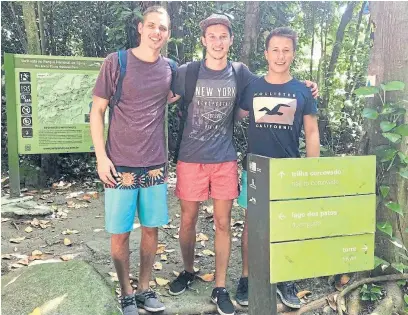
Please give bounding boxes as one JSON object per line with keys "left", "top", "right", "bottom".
{"left": 93, "top": 229, "right": 103, "bottom": 233}
{"left": 233, "top": 220, "right": 244, "bottom": 227}
{"left": 82, "top": 194, "right": 91, "bottom": 201}
{"left": 31, "top": 218, "right": 40, "bottom": 227}
{"left": 173, "top": 234, "right": 179, "bottom": 239}
{"left": 173, "top": 271, "right": 180, "bottom": 277}
{"left": 60, "top": 254, "right": 75, "bottom": 261}
{"left": 163, "top": 224, "right": 177, "bottom": 229}
{"left": 198, "top": 273, "right": 215, "bottom": 282}
{"left": 202, "top": 249, "right": 215, "bottom": 256}
{"left": 156, "top": 244, "right": 166, "bottom": 254}
{"left": 149, "top": 280, "right": 157, "bottom": 288}
{"left": 29, "top": 307, "right": 41, "bottom": 315}
{"left": 39, "top": 220, "right": 50, "bottom": 225}
{"left": 32, "top": 250, "right": 43, "bottom": 256}
{"left": 17, "top": 257, "right": 29, "bottom": 266}
{"left": 156, "top": 277, "right": 170, "bottom": 286}
{"left": 196, "top": 233, "right": 209, "bottom": 242}
{"left": 25, "top": 227, "right": 33, "bottom": 233}
{"left": 340, "top": 274, "right": 350, "bottom": 285}
{"left": 193, "top": 267, "right": 200, "bottom": 273}
{"left": 39, "top": 223, "right": 50, "bottom": 229}
{"left": 108, "top": 272, "right": 119, "bottom": 282}
{"left": 63, "top": 238, "right": 72, "bottom": 246}
{"left": 153, "top": 262, "right": 163, "bottom": 270}
{"left": 133, "top": 223, "right": 141, "bottom": 230}
{"left": 164, "top": 249, "right": 175, "bottom": 253}
{"left": 204, "top": 206, "right": 214, "bottom": 214}
{"left": 1, "top": 218, "right": 11, "bottom": 223}
{"left": 62, "top": 229, "right": 79, "bottom": 235}
{"left": 10, "top": 237, "right": 26, "bottom": 244}
{"left": 297, "top": 290, "right": 312, "bottom": 299}
{"left": 160, "top": 254, "right": 167, "bottom": 261}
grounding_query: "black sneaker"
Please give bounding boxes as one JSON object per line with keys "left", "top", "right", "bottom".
{"left": 211, "top": 287, "right": 235, "bottom": 315}
{"left": 235, "top": 277, "right": 248, "bottom": 306}
{"left": 168, "top": 270, "right": 195, "bottom": 295}
{"left": 276, "top": 282, "right": 301, "bottom": 309}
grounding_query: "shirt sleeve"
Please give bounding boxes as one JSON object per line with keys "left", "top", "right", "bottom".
{"left": 92, "top": 53, "right": 117, "bottom": 100}
{"left": 303, "top": 88, "right": 318, "bottom": 115}
{"left": 173, "top": 63, "right": 188, "bottom": 97}
{"left": 239, "top": 84, "right": 253, "bottom": 111}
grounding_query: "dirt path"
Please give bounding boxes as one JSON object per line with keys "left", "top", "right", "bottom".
{"left": 1, "top": 173, "right": 336, "bottom": 314}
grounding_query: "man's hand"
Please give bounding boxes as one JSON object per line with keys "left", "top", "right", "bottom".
{"left": 167, "top": 91, "right": 181, "bottom": 104}
{"left": 97, "top": 156, "right": 118, "bottom": 187}
{"left": 304, "top": 80, "right": 319, "bottom": 99}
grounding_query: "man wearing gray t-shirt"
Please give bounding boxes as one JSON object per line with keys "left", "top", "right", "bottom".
{"left": 168, "top": 14, "right": 255, "bottom": 315}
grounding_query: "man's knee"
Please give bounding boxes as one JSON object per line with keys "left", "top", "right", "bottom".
{"left": 142, "top": 226, "right": 158, "bottom": 237}
{"left": 111, "top": 233, "right": 130, "bottom": 256}
{"left": 214, "top": 217, "right": 231, "bottom": 233}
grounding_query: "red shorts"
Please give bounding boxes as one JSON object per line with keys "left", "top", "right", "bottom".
{"left": 175, "top": 161, "right": 239, "bottom": 201}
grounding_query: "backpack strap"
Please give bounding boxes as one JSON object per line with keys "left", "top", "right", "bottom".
{"left": 164, "top": 57, "right": 178, "bottom": 96}
{"left": 173, "top": 61, "right": 201, "bottom": 163}
{"left": 110, "top": 49, "right": 127, "bottom": 108}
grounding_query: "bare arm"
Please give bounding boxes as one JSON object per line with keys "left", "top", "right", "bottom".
{"left": 90, "top": 96, "right": 117, "bottom": 186}
{"left": 167, "top": 91, "right": 181, "bottom": 104}
{"left": 235, "top": 108, "right": 249, "bottom": 121}
{"left": 303, "top": 114, "right": 320, "bottom": 157}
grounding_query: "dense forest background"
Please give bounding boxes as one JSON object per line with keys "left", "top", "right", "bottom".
{"left": 1, "top": 1, "right": 372, "bottom": 179}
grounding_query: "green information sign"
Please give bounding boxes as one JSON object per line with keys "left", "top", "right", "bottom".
{"left": 247, "top": 155, "right": 376, "bottom": 200}
{"left": 5, "top": 53, "right": 106, "bottom": 155}
{"left": 246, "top": 154, "right": 376, "bottom": 315}
{"left": 270, "top": 233, "right": 374, "bottom": 283}
{"left": 269, "top": 194, "right": 376, "bottom": 242}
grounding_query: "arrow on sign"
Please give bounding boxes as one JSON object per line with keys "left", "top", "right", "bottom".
{"left": 278, "top": 171, "right": 285, "bottom": 178}
{"left": 362, "top": 245, "right": 368, "bottom": 252}
{"left": 278, "top": 213, "right": 286, "bottom": 220}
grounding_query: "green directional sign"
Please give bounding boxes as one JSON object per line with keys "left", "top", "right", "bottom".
{"left": 270, "top": 195, "right": 376, "bottom": 242}
{"left": 264, "top": 156, "right": 376, "bottom": 200}
{"left": 270, "top": 233, "right": 374, "bottom": 283}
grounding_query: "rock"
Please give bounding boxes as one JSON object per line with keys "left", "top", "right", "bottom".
{"left": 1, "top": 200, "right": 53, "bottom": 217}
{"left": 1, "top": 195, "right": 33, "bottom": 205}
{"left": 1, "top": 260, "right": 120, "bottom": 315}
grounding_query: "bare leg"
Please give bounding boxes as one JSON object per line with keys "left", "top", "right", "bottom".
{"left": 178, "top": 200, "right": 200, "bottom": 273}
{"left": 137, "top": 226, "right": 158, "bottom": 292}
{"left": 111, "top": 233, "right": 133, "bottom": 296}
{"left": 241, "top": 209, "right": 249, "bottom": 277}
{"left": 213, "top": 198, "right": 233, "bottom": 288}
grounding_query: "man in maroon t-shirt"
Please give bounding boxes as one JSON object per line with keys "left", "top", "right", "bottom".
{"left": 91, "top": 6, "right": 174, "bottom": 315}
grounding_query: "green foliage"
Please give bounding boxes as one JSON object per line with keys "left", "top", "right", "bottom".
{"left": 359, "top": 80, "right": 407, "bottom": 271}
{"left": 360, "top": 284, "right": 383, "bottom": 302}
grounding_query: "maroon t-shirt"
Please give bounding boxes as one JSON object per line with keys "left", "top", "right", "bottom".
{"left": 93, "top": 49, "right": 172, "bottom": 167}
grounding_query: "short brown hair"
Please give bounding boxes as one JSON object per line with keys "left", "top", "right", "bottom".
{"left": 265, "top": 27, "right": 297, "bottom": 51}
{"left": 142, "top": 5, "right": 171, "bottom": 27}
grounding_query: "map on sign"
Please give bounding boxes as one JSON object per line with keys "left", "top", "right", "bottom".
{"left": 4, "top": 54, "right": 108, "bottom": 154}
{"left": 37, "top": 73, "right": 99, "bottom": 125}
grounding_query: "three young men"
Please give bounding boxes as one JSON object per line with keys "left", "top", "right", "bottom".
{"left": 235, "top": 27, "right": 320, "bottom": 309}
{"left": 92, "top": 6, "right": 319, "bottom": 315}
{"left": 91, "top": 6, "right": 173, "bottom": 315}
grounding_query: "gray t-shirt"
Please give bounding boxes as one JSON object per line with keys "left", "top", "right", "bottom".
{"left": 93, "top": 50, "right": 172, "bottom": 167}
{"left": 175, "top": 60, "right": 245, "bottom": 163}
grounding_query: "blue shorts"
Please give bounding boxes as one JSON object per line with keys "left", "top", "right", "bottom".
{"left": 237, "top": 170, "right": 247, "bottom": 209}
{"left": 104, "top": 165, "right": 169, "bottom": 234}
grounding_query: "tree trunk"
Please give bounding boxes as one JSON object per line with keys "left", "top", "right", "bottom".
{"left": 319, "top": 1, "right": 357, "bottom": 144}
{"left": 21, "top": 1, "right": 41, "bottom": 54}
{"left": 344, "top": 2, "right": 366, "bottom": 99}
{"left": 168, "top": 1, "right": 185, "bottom": 63}
{"left": 358, "top": 2, "right": 408, "bottom": 263}
{"left": 240, "top": 1, "right": 260, "bottom": 69}
{"left": 309, "top": 9, "right": 315, "bottom": 80}
{"left": 8, "top": 2, "right": 28, "bottom": 53}
{"left": 37, "top": 1, "right": 47, "bottom": 55}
